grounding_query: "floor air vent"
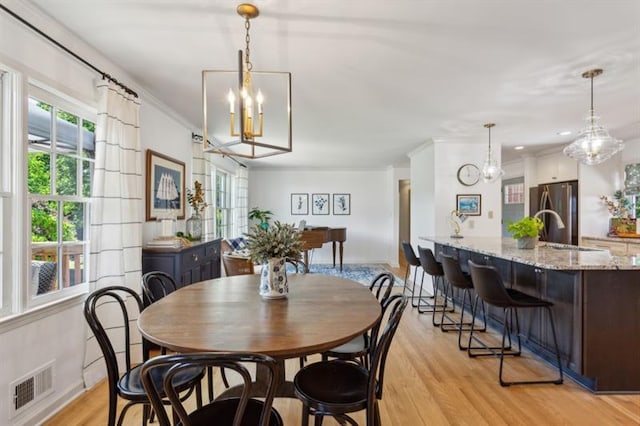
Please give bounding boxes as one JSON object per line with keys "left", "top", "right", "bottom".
{"left": 11, "top": 361, "right": 54, "bottom": 417}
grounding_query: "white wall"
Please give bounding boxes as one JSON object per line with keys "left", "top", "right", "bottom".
{"left": 248, "top": 168, "right": 395, "bottom": 264}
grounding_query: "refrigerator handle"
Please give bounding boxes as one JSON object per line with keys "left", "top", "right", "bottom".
{"left": 566, "top": 183, "right": 573, "bottom": 243}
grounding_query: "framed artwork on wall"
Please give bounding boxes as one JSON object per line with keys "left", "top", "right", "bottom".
{"left": 333, "top": 193, "right": 351, "bottom": 215}
{"left": 146, "top": 149, "right": 186, "bottom": 221}
{"left": 456, "top": 194, "right": 481, "bottom": 216}
{"left": 312, "top": 193, "right": 330, "bottom": 215}
{"left": 291, "top": 193, "right": 309, "bottom": 215}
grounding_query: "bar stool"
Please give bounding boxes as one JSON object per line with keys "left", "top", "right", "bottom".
{"left": 416, "top": 246, "right": 452, "bottom": 325}
{"left": 439, "top": 254, "right": 487, "bottom": 349}
{"left": 401, "top": 241, "right": 421, "bottom": 307}
{"left": 467, "top": 260, "right": 564, "bottom": 387}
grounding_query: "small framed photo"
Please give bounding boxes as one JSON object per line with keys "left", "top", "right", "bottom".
{"left": 456, "top": 194, "right": 481, "bottom": 216}
{"left": 312, "top": 193, "right": 330, "bottom": 215}
{"left": 291, "top": 193, "right": 309, "bottom": 215}
{"left": 146, "top": 150, "right": 186, "bottom": 221}
{"left": 333, "top": 193, "right": 351, "bottom": 215}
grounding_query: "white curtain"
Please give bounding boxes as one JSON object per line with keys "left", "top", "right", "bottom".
{"left": 82, "top": 81, "right": 143, "bottom": 387}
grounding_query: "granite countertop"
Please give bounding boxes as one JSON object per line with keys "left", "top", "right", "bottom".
{"left": 419, "top": 236, "right": 640, "bottom": 271}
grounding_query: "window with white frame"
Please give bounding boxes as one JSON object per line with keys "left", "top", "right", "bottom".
{"left": 215, "top": 169, "right": 232, "bottom": 239}
{"left": 504, "top": 182, "right": 525, "bottom": 204}
{"left": 27, "top": 87, "right": 95, "bottom": 298}
{"left": 0, "top": 69, "right": 9, "bottom": 314}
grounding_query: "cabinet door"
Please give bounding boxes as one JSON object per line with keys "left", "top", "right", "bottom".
{"left": 541, "top": 269, "right": 579, "bottom": 369}
{"left": 181, "top": 245, "right": 207, "bottom": 286}
{"left": 512, "top": 263, "right": 543, "bottom": 345}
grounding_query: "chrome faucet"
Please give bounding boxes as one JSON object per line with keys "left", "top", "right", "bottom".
{"left": 533, "top": 209, "right": 566, "bottom": 229}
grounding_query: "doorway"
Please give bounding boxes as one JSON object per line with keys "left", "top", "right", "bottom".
{"left": 502, "top": 177, "right": 525, "bottom": 237}
{"left": 399, "top": 179, "right": 410, "bottom": 270}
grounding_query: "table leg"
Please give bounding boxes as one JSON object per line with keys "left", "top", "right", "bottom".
{"left": 332, "top": 242, "right": 337, "bottom": 268}
{"left": 304, "top": 250, "right": 310, "bottom": 273}
{"left": 217, "top": 358, "right": 295, "bottom": 398}
{"left": 339, "top": 241, "right": 344, "bottom": 272}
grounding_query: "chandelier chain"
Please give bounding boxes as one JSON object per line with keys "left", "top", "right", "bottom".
{"left": 244, "top": 18, "right": 252, "bottom": 72}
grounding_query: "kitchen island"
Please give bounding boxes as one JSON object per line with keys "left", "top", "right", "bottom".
{"left": 420, "top": 236, "right": 640, "bottom": 393}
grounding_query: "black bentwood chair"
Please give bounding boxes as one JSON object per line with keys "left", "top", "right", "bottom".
{"left": 141, "top": 352, "right": 284, "bottom": 426}
{"left": 294, "top": 295, "right": 408, "bottom": 426}
{"left": 84, "top": 286, "right": 203, "bottom": 426}
{"left": 467, "top": 261, "right": 564, "bottom": 386}
{"left": 322, "top": 272, "right": 395, "bottom": 367}
{"left": 141, "top": 271, "right": 230, "bottom": 401}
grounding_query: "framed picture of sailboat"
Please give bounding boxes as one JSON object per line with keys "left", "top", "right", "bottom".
{"left": 146, "top": 150, "right": 186, "bottom": 221}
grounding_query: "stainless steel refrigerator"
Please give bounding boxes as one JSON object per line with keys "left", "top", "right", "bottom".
{"left": 529, "top": 180, "right": 578, "bottom": 245}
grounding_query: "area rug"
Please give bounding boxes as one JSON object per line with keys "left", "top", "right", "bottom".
{"left": 303, "top": 263, "right": 405, "bottom": 287}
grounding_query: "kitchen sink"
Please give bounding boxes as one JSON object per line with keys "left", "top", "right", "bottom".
{"left": 541, "top": 244, "right": 603, "bottom": 252}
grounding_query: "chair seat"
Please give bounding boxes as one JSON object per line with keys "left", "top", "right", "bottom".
{"left": 506, "top": 288, "right": 553, "bottom": 308}
{"left": 325, "top": 334, "right": 367, "bottom": 356}
{"left": 118, "top": 363, "right": 204, "bottom": 401}
{"left": 186, "top": 397, "right": 283, "bottom": 426}
{"left": 294, "top": 360, "right": 369, "bottom": 413}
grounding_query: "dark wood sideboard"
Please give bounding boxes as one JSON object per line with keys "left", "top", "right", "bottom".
{"left": 142, "top": 238, "right": 221, "bottom": 287}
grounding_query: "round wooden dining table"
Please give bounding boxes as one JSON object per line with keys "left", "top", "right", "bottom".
{"left": 137, "top": 273, "right": 382, "bottom": 397}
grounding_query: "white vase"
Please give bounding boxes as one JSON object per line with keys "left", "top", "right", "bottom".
{"left": 259, "top": 258, "right": 288, "bottom": 299}
{"left": 517, "top": 236, "right": 538, "bottom": 249}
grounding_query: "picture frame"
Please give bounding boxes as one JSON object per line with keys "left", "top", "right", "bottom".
{"left": 312, "top": 193, "right": 330, "bottom": 215}
{"left": 146, "top": 149, "right": 186, "bottom": 221}
{"left": 291, "top": 193, "right": 309, "bottom": 215}
{"left": 333, "top": 193, "right": 351, "bottom": 215}
{"left": 456, "top": 194, "right": 481, "bottom": 216}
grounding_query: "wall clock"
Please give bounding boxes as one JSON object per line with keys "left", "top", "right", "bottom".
{"left": 457, "top": 163, "right": 480, "bottom": 186}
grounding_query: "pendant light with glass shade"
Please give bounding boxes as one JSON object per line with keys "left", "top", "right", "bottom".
{"left": 563, "top": 68, "right": 623, "bottom": 165}
{"left": 481, "top": 123, "right": 504, "bottom": 183}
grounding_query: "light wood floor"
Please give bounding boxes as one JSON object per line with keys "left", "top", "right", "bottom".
{"left": 45, "top": 264, "right": 640, "bottom": 426}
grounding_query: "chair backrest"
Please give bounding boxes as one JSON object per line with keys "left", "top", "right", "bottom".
{"left": 141, "top": 271, "right": 177, "bottom": 304}
{"left": 84, "top": 286, "right": 143, "bottom": 399}
{"left": 369, "top": 272, "right": 394, "bottom": 304}
{"left": 440, "top": 254, "right": 472, "bottom": 289}
{"left": 141, "top": 352, "right": 281, "bottom": 426}
{"left": 401, "top": 241, "right": 420, "bottom": 267}
{"left": 417, "top": 246, "right": 443, "bottom": 276}
{"left": 368, "top": 294, "right": 408, "bottom": 405}
{"left": 222, "top": 254, "right": 255, "bottom": 276}
{"left": 467, "top": 260, "right": 513, "bottom": 308}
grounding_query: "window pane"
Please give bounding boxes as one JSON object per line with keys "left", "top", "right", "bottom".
{"left": 28, "top": 151, "right": 51, "bottom": 195}
{"left": 63, "top": 201, "right": 84, "bottom": 241}
{"left": 56, "top": 108, "right": 79, "bottom": 154}
{"left": 32, "top": 200, "right": 58, "bottom": 242}
{"left": 61, "top": 244, "right": 84, "bottom": 287}
{"left": 56, "top": 155, "right": 78, "bottom": 195}
{"left": 82, "top": 160, "right": 92, "bottom": 197}
{"left": 82, "top": 119, "right": 95, "bottom": 160}
{"left": 28, "top": 99, "right": 52, "bottom": 149}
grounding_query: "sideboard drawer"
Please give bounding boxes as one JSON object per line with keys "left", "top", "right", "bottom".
{"left": 182, "top": 246, "right": 207, "bottom": 271}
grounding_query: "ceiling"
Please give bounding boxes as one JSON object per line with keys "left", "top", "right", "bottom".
{"left": 26, "top": 0, "right": 640, "bottom": 169}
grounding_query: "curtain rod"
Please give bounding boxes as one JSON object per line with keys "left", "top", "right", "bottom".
{"left": 0, "top": 4, "right": 139, "bottom": 98}
{"left": 191, "top": 133, "right": 247, "bottom": 168}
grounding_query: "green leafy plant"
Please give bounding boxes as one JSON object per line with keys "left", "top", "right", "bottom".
{"left": 244, "top": 221, "right": 303, "bottom": 264}
{"left": 507, "top": 216, "right": 544, "bottom": 239}
{"left": 248, "top": 207, "right": 273, "bottom": 230}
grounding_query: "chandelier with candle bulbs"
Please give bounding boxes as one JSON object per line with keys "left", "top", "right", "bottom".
{"left": 202, "top": 3, "right": 292, "bottom": 159}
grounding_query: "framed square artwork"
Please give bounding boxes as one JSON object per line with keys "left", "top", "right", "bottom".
{"left": 333, "top": 193, "right": 351, "bottom": 215}
{"left": 312, "top": 193, "right": 330, "bottom": 215}
{"left": 291, "top": 193, "right": 309, "bottom": 215}
{"left": 146, "top": 150, "right": 186, "bottom": 221}
{"left": 456, "top": 194, "right": 481, "bottom": 216}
